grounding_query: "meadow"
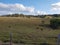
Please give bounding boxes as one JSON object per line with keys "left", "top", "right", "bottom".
{"left": 0, "top": 17, "right": 60, "bottom": 45}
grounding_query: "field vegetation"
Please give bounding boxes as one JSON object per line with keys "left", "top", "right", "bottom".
{"left": 0, "top": 14, "right": 60, "bottom": 45}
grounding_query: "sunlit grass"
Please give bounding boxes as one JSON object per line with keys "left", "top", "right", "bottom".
{"left": 0, "top": 17, "right": 59, "bottom": 45}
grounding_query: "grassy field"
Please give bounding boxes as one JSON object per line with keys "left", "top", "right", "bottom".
{"left": 0, "top": 17, "right": 60, "bottom": 45}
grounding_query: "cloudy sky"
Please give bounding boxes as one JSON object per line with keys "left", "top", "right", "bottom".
{"left": 0, "top": 0, "right": 60, "bottom": 15}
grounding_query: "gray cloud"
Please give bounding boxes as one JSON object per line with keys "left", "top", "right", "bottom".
{"left": 51, "top": 2, "right": 60, "bottom": 11}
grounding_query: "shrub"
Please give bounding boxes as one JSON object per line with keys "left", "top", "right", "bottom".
{"left": 3, "top": 40, "right": 9, "bottom": 43}
{"left": 40, "top": 43, "right": 50, "bottom": 45}
{"left": 20, "top": 40, "right": 25, "bottom": 44}
{"left": 40, "top": 28, "right": 43, "bottom": 31}
{"left": 8, "top": 26, "right": 11, "bottom": 28}
{"left": 36, "top": 27, "right": 39, "bottom": 29}
{"left": 41, "top": 21, "right": 45, "bottom": 25}
{"left": 50, "top": 19, "right": 60, "bottom": 29}
{"left": 26, "top": 16, "right": 30, "bottom": 18}
{"left": 13, "top": 39, "right": 18, "bottom": 43}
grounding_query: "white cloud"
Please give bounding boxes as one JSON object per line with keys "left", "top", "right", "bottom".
{"left": 36, "top": 10, "right": 47, "bottom": 15}
{"left": 0, "top": 3, "right": 35, "bottom": 15}
{"left": 51, "top": 2, "right": 60, "bottom": 11}
{"left": 0, "top": 2, "right": 48, "bottom": 15}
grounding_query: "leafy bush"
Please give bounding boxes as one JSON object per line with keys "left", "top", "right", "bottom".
{"left": 40, "top": 43, "right": 50, "bottom": 45}
{"left": 50, "top": 19, "right": 60, "bottom": 29}
{"left": 40, "top": 28, "right": 43, "bottom": 31}
{"left": 36, "top": 27, "right": 39, "bottom": 29}
{"left": 8, "top": 25, "right": 11, "bottom": 28}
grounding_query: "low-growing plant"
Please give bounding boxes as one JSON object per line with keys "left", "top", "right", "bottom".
{"left": 50, "top": 18, "right": 60, "bottom": 29}
{"left": 40, "top": 28, "right": 43, "bottom": 31}
{"left": 36, "top": 27, "right": 39, "bottom": 29}
{"left": 40, "top": 42, "right": 50, "bottom": 45}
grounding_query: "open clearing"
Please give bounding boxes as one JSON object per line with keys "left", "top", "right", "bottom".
{"left": 0, "top": 17, "right": 60, "bottom": 45}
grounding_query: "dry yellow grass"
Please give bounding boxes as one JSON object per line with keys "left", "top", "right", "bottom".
{"left": 0, "top": 17, "right": 59, "bottom": 45}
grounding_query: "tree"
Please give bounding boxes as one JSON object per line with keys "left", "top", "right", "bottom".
{"left": 20, "top": 14, "right": 24, "bottom": 17}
